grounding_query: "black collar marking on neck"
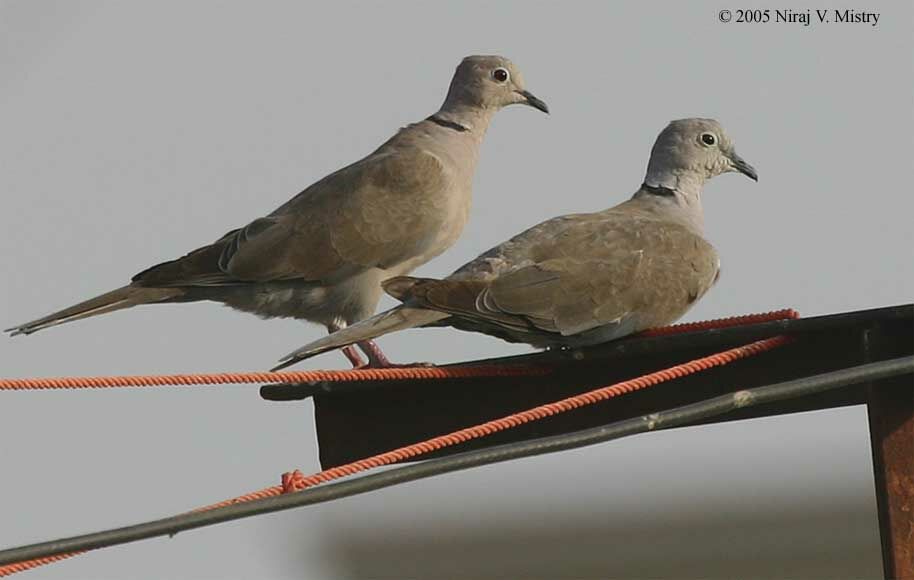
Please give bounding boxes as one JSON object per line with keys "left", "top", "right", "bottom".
{"left": 641, "top": 183, "right": 677, "bottom": 197}
{"left": 428, "top": 115, "right": 470, "bottom": 132}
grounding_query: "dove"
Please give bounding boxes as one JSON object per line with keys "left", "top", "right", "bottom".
{"left": 5, "top": 55, "right": 548, "bottom": 367}
{"left": 274, "top": 118, "right": 757, "bottom": 370}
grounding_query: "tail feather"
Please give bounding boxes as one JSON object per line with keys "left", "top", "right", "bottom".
{"left": 5, "top": 285, "right": 183, "bottom": 336}
{"left": 272, "top": 306, "right": 448, "bottom": 371}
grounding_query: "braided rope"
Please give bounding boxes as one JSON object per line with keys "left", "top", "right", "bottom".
{"left": 0, "top": 309, "right": 798, "bottom": 392}
{"left": 640, "top": 308, "right": 798, "bottom": 336}
{"left": 277, "top": 336, "right": 791, "bottom": 488}
{"left": 0, "top": 365, "right": 548, "bottom": 391}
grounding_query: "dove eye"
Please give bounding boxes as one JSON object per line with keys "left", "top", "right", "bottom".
{"left": 492, "top": 68, "right": 509, "bottom": 83}
{"left": 700, "top": 132, "right": 717, "bottom": 146}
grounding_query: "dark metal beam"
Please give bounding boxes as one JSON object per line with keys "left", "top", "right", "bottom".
{"left": 297, "top": 303, "right": 912, "bottom": 579}
{"left": 307, "top": 311, "right": 911, "bottom": 469}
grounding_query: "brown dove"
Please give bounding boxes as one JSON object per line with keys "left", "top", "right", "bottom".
{"left": 5, "top": 55, "right": 549, "bottom": 367}
{"left": 274, "top": 118, "right": 757, "bottom": 369}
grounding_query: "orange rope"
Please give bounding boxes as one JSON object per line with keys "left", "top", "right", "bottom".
{"left": 272, "top": 336, "right": 792, "bottom": 488}
{"left": 0, "top": 365, "right": 548, "bottom": 391}
{"left": 639, "top": 308, "right": 798, "bottom": 336}
{"left": 0, "top": 552, "right": 80, "bottom": 577}
{"left": 0, "top": 473, "right": 313, "bottom": 576}
{"left": 0, "top": 309, "right": 798, "bottom": 392}
{"left": 0, "top": 313, "right": 796, "bottom": 576}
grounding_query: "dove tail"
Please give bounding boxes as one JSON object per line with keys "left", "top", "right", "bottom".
{"left": 5, "top": 285, "right": 184, "bottom": 336}
{"left": 273, "top": 306, "right": 448, "bottom": 370}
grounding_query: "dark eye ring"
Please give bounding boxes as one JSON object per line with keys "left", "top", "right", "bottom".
{"left": 700, "top": 133, "right": 717, "bottom": 146}
{"left": 492, "top": 68, "right": 509, "bottom": 83}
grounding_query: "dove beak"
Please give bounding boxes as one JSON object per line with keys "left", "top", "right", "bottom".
{"left": 517, "top": 90, "right": 549, "bottom": 114}
{"left": 728, "top": 152, "right": 758, "bottom": 182}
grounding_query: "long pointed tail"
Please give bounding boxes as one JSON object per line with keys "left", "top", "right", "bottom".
{"left": 5, "top": 285, "right": 183, "bottom": 336}
{"left": 272, "top": 306, "right": 448, "bottom": 371}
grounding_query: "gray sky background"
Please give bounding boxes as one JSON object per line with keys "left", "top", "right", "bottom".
{"left": 1, "top": 1, "right": 911, "bottom": 578}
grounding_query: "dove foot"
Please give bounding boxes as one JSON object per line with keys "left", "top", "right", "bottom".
{"left": 341, "top": 345, "right": 367, "bottom": 368}
{"left": 355, "top": 339, "right": 435, "bottom": 369}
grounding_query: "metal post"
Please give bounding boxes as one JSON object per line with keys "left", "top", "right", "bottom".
{"left": 867, "top": 371, "right": 914, "bottom": 579}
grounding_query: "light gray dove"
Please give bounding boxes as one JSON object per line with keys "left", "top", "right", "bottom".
{"left": 274, "top": 118, "right": 757, "bottom": 370}
{"left": 5, "top": 55, "right": 549, "bottom": 367}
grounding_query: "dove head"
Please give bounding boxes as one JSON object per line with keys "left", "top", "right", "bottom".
{"left": 644, "top": 118, "right": 757, "bottom": 194}
{"left": 440, "top": 55, "right": 549, "bottom": 116}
